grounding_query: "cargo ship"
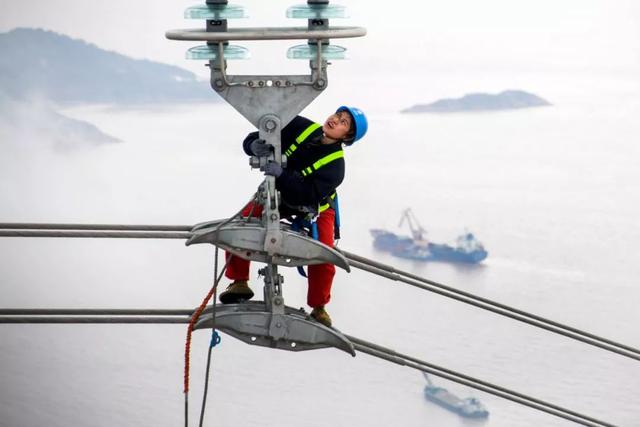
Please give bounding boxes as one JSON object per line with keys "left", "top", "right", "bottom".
{"left": 423, "top": 373, "right": 489, "bottom": 419}
{"left": 370, "top": 209, "right": 488, "bottom": 264}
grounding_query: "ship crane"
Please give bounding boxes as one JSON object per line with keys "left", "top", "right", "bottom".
{"left": 398, "top": 207, "right": 427, "bottom": 241}
{"left": 0, "top": 1, "right": 638, "bottom": 426}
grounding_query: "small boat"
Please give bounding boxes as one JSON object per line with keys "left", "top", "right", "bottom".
{"left": 370, "top": 209, "right": 488, "bottom": 264}
{"left": 423, "top": 373, "right": 489, "bottom": 419}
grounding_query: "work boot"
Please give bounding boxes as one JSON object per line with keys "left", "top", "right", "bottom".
{"left": 219, "top": 280, "right": 254, "bottom": 304}
{"left": 310, "top": 306, "right": 332, "bottom": 328}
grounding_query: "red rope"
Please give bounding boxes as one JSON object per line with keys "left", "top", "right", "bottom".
{"left": 184, "top": 286, "right": 217, "bottom": 394}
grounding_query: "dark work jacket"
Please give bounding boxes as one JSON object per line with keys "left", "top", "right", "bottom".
{"left": 243, "top": 116, "right": 345, "bottom": 216}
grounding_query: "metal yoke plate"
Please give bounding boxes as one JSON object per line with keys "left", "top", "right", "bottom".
{"left": 211, "top": 74, "right": 326, "bottom": 132}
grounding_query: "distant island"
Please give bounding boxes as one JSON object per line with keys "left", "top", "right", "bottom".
{"left": 402, "top": 90, "right": 551, "bottom": 113}
{"left": 0, "top": 28, "right": 217, "bottom": 104}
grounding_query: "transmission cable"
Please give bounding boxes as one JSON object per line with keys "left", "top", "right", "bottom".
{"left": 341, "top": 250, "right": 640, "bottom": 361}
{"left": 348, "top": 336, "right": 615, "bottom": 427}
{"left": 0, "top": 229, "right": 190, "bottom": 239}
{"left": 1, "top": 222, "right": 638, "bottom": 360}
{"left": 0, "top": 223, "right": 191, "bottom": 231}
{"left": 0, "top": 308, "right": 620, "bottom": 425}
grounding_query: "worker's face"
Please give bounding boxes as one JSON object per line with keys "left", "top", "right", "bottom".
{"left": 323, "top": 111, "right": 352, "bottom": 141}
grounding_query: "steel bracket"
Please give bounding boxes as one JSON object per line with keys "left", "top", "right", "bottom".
{"left": 186, "top": 218, "right": 350, "bottom": 272}
{"left": 194, "top": 302, "right": 356, "bottom": 356}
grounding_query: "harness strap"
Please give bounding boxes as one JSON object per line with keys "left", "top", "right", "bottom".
{"left": 334, "top": 196, "right": 340, "bottom": 228}
{"left": 291, "top": 217, "right": 317, "bottom": 278}
{"left": 285, "top": 121, "right": 344, "bottom": 248}
{"left": 284, "top": 122, "right": 322, "bottom": 157}
{"left": 301, "top": 150, "right": 344, "bottom": 177}
{"left": 319, "top": 192, "right": 337, "bottom": 213}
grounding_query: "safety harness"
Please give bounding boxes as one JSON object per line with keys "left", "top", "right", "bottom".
{"left": 286, "top": 122, "right": 343, "bottom": 225}
{"left": 284, "top": 122, "right": 322, "bottom": 157}
{"left": 286, "top": 122, "right": 344, "bottom": 277}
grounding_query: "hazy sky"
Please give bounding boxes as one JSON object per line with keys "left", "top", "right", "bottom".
{"left": 3, "top": 0, "right": 639, "bottom": 68}
{"left": 2, "top": 0, "right": 639, "bottom": 109}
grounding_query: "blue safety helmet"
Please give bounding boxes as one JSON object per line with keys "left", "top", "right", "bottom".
{"left": 337, "top": 106, "right": 368, "bottom": 144}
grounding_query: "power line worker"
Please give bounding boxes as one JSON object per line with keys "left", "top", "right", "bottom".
{"left": 220, "top": 106, "right": 368, "bottom": 327}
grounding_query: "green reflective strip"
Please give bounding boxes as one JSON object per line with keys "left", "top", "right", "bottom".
{"left": 286, "top": 123, "right": 319, "bottom": 158}
{"left": 312, "top": 150, "right": 344, "bottom": 171}
{"left": 284, "top": 144, "right": 296, "bottom": 157}
{"left": 318, "top": 192, "right": 337, "bottom": 213}
{"left": 295, "top": 123, "right": 322, "bottom": 144}
{"left": 301, "top": 150, "right": 344, "bottom": 177}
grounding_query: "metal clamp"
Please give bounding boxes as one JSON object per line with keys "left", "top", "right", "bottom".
{"left": 186, "top": 218, "right": 350, "bottom": 272}
{"left": 193, "top": 302, "right": 356, "bottom": 356}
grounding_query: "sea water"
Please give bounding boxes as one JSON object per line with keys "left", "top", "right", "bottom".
{"left": 1, "top": 83, "right": 639, "bottom": 426}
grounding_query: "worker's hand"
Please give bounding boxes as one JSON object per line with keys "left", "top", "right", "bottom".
{"left": 263, "top": 161, "right": 283, "bottom": 178}
{"left": 250, "top": 139, "right": 272, "bottom": 157}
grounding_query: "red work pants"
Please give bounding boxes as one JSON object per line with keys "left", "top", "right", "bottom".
{"left": 225, "top": 201, "right": 336, "bottom": 308}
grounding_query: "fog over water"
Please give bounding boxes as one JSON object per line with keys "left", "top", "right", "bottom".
{"left": 2, "top": 0, "right": 640, "bottom": 425}
{"left": 1, "top": 79, "right": 640, "bottom": 426}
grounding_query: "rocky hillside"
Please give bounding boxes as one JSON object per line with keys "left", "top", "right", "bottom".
{"left": 0, "top": 28, "right": 216, "bottom": 104}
